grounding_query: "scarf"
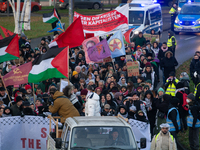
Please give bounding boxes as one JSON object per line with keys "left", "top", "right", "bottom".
{"left": 161, "top": 46, "right": 168, "bottom": 52}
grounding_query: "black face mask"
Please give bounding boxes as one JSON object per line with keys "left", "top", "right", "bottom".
{"left": 194, "top": 59, "right": 199, "bottom": 63}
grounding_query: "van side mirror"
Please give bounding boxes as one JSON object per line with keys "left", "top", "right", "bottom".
{"left": 55, "top": 138, "right": 62, "bottom": 149}
{"left": 145, "top": 20, "right": 150, "bottom": 25}
{"left": 140, "top": 138, "right": 146, "bottom": 149}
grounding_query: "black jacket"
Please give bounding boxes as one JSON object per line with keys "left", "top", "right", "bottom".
{"left": 190, "top": 58, "right": 199, "bottom": 79}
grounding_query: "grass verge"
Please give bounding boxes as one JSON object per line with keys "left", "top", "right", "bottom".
{"left": 176, "top": 57, "right": 194, "bottom": 93}
{"left": 176, "top": 57, "right": 200, "bottom": 149}
{"left": 0, "top": 16, "right": 69, "bottom": 39}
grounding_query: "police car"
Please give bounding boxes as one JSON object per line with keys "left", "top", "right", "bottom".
{"left": 125, "top": 0, "right": 163, "bottom": 36}
{"left": 174, "top": 2, "right": 200, "bottom": 33}
{"left": 178, "top": 0, "right": 200, "bottom": 12}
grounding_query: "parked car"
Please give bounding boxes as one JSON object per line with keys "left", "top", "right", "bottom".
{"left": 0, "top": 0, "right": 42, "bottom": 13}
{"left": 56, "top": 0, "right": 103, "bottom": 9}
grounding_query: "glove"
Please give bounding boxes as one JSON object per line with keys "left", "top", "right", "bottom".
{"left": 194, "top": 71, "right": 198, "bottom": 78}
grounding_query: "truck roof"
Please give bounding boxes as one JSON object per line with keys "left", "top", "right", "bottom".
{"left": 65, "top": 116, "right": 131, "bottom": 128}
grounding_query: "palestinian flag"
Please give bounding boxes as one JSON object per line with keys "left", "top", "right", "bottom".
{"left": 43, "top": 8, "right": 59, "bottom": 23}
{"left": 28, "top": 47, "right": 69, "bottom": 83}
{"left": 123, "top": 28, "right": 134, "bottom": 44}
{"left": 0, "top": 34, "right": 19, "bottom": 63}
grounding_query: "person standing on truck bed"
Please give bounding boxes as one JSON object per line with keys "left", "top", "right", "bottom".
{"left": 169, "top": 3, "right": 177, "bottom": 31}
{"left": 49, "top": 88, "right": 80, "bottom": 123}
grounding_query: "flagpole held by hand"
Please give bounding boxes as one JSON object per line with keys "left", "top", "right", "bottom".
{"left": 1, "top": 75, "right": 13, "bottom": 106}
{"left": 32, "top": 83, "right": 36, "bottom": 104}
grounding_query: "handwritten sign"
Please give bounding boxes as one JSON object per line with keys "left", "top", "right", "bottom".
{"left": 127, "top": 62, "right": 139, "bottom": 77}
{"left": 143, "top": 34, "right": 160, "bottom": 44}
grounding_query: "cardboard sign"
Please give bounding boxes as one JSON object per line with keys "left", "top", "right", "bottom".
{"left": 127, "top": 61, "right": 139, "bottom": 77}
{"left": 143, "top": 34, "right": 160, "bottom": 44}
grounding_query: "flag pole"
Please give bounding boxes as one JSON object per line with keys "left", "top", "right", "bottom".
{"left": 32, "top": 83, "right": 36, "bottom": 104}
{"left": 112, "top": 59, "right": 116, "bottom": 73}
{"left": 68, "top": 46, "right": 69, "bottom": 79}
{"left": 1, "top": 76, "right": 13, "bottom": 106}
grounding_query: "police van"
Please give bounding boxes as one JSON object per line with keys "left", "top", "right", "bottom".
{"left": 126, "top": 0, "right": 163, "bottom": 36}
{"left": 174, "top": 2, "right": 200, "bottom": 33}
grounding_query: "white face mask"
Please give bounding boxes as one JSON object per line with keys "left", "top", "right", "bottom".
{"left": 186, "top": 99, "right": 190, "bottom": 103}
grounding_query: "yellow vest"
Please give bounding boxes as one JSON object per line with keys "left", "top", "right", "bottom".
{"left": 194, "top": 83, "right": 200, "bottom": 99}
{"left": 165, "top": 78, "right": 179, "bottom": 96}
{"left": 167, "top": 36, "right": 177, "bottom": 47}
{"left": 155, "top": 132, "right": 174, "bottom": 142}
{"left": 169, "top": 7, "right": 176, "bottom": 16}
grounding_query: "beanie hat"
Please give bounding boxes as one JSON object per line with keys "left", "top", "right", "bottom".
{"left": 25, "top": 85, "right": 32, "bottom": 90}
{"left": 36, "top": 98, "right": 42, "bottom": 103}
{"left": 0, "top": 87, "right": 6, "bottom": 91}
{"left": 20, "top": 88, "right": 27, "bottom": 94}
{"left": 144, "top": 85, "right": 149, "bottom": 89}
{"left": 72, "top": 71, "right": 78, "bottom": 76}
{"left": 187, "top": 94, "right": 195, "bottom": 101}
{"left": 145, "top": 79, "right": 152, "bottom": 84}
{"left": 136, "top": 45, "right": 141, "bottom": 50}
{"left": 169, "top": 71, "right": 175, "bottom": 77}
{"left": 81, "top": 89, "right": 88, "bottom": 95}
{"left": 145, "top": 62, "right": 152, "bottom": 67}
{"left": 16, "top": 96, "right": 23, "bottom": 103}
{"left": 41, "top": 37, "right": 46, "bottom": 41}
{"left": 180, "top": 72, "right": 189, "bottom": 78}
{"left": 137, "top": 86, "right": 142, "bottom": 91}
{"left": 157, "top": 87, "right": 165, "bottom": 93}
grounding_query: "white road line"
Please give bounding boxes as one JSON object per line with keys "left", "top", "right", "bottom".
{"left": 185, "top": 36, "right": 197, "bottom": 40}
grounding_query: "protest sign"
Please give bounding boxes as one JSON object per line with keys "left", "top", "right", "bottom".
{"left": 0, "top": 116, "right": 55, "bottom": 150}
{"left": 60, "top": 79, "right": 69, "bottom": 92}
{"left": 103, "top": 57, "right": 112, "bottom": 63}
{"left": 143, "top": 34, "right": 160, "bottom": 44}
{"left": 127, "top": 61, "right": 139, "bottom": 77}
{"left": 74, "top": 4, "right": 128, "bottom": 36}
{"left": 126, "top": 55, "right": 132, "bottom": 62}
{"left": 129, "top": 119, "right": 151, "bottom": 150}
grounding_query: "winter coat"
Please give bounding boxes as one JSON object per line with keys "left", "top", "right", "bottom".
{"left": 0, "top": 93, "right": 10, "bottom": 106}
{"left": 190, "top": 58, "right": 199, "bottom": 79}
{"left": 11, "top": 104, "right": 22, "bottom": 116}
{"left": 158, "top": 47, "right": 169, "bottom": 62}
{"left": 150, "top": 131, "right": 177, "bottom": 150}
{"left": 85, "top": 92, "right": 101, "bottom": 116}
{"left": 132, "top": 35, "right": 146, "bottom": 48}
{"left": 151, "top": 46, "right": 160, "bottom": 63}
{"left": 160, "top": 53, "right": 178, "bottom": 79}
{"left": 142, "top": 69, "right": 156, "bottom": 90}
{"left": 49, "top": 91, "right": 80, "bottom": 123}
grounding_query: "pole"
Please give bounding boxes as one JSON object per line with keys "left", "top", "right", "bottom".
{"left": 32, "top": 83, "right": 35, "bottom": 104}
{"left": 67, "top": 46, "right": 69, "bottom": 79}
{"left": 7, "top": 0, "right": 10, "bottom": 16}
{"left": 69, "top": 0, "right": 73, "bottom": 25}
{"left": 1, "top": 76, "right": 12, "bottom": 106}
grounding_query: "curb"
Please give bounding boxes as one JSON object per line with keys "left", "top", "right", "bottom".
{"left": 177, "top": 140, "right": 188, "bottom": 150}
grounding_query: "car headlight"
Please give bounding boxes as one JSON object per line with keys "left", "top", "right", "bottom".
{"left": 178, "top": 7, "right": 181, "bottom": 11}
{"left": 134, "top": 30, "right": 139, "bottom": 34}
{"left": 175, "top": 19, "right": 178, "bottom": 23}
{"left": 39, "top": 3, "right": 42, "bottom": 6}
{"left": 196, "top": 20, "right": 200, "bottom": 24}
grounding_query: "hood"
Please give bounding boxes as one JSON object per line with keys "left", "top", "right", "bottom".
{"left": 178, "top": 14, "right": 199, "bottom": 21}
{"left": 87, "top": 93, "right": 99, "bottom": 101}
{"left": 144, "top": 90, "right": 153, "bottom": 98}
{"left": 53, "top": 91, "right": 64, "bottom": 99}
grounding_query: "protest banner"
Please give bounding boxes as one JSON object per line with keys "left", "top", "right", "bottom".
{"left": 82, "top": 36, "right": 100, "bottom": 64}
{"left": 127, "top": 61, "right": 139, "bottom": 77}
{"left": 74, "top": 4, "right": 128, "bottom": 36}
{"left": 60, "top": 79, "right": 69, "bottom": 92}
{"left": 3, "top": 62, "right": 32, "bottom": 87}
{"left": 143, "top": 34, "right": 160, "bottom": 44}
{"left": 129, "top": 119, "right": 151, "bottom": 150}
{"left": 0, "top": 116, "right": 55, "bottom": 150}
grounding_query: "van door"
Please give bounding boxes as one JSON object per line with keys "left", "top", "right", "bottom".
{"left": 149, "top": 7, "right": 162, "bottom": 33}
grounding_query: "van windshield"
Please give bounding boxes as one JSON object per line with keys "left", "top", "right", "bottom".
{"left": 180, "top": 5, "right": 200, "bottom": 15}
{"left": 70, "top": 126, "right": 137, "bottom": 150}
{"left": 129, "top": 11, "right": 144, "bottom": 25}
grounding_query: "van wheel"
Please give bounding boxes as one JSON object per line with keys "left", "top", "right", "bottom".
{"left": 32, "top": 6, "right": 39, "bottom": 12}
{"left": 93, "top": 3, "right": 100, "bottom": 9}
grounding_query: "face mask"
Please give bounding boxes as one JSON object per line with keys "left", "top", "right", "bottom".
{"left": 186, "top": 99, "right": 190, "bottom": 103}
{"left": 71, "top": 62, "right": 75, "bottom": 64}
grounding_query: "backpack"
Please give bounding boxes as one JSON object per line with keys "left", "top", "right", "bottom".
{"left": 178, "top": 91, "right": 188, "bottom": 111}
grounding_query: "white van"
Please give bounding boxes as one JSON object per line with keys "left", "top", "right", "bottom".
{"left": 127, "top": 0, "right": 163, "bottom": 35}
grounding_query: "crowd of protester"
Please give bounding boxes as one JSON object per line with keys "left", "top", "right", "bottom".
{"left": 0, "top": 30, "right": 200, "bottom": 149}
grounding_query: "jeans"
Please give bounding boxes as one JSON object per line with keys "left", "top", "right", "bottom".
{"left": 189, "top": 127, "right": 199, "bottom": 150}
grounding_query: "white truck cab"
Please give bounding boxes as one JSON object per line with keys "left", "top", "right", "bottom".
{"left": 47, "top": 116, "right": 146, "bottom": 150}
{"left": 126, "top": 0, "right": 163, "bottom": 36}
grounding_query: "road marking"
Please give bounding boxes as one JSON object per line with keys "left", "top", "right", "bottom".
{"left": 185, "top": 36, "right": 197, "bottom": 40}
